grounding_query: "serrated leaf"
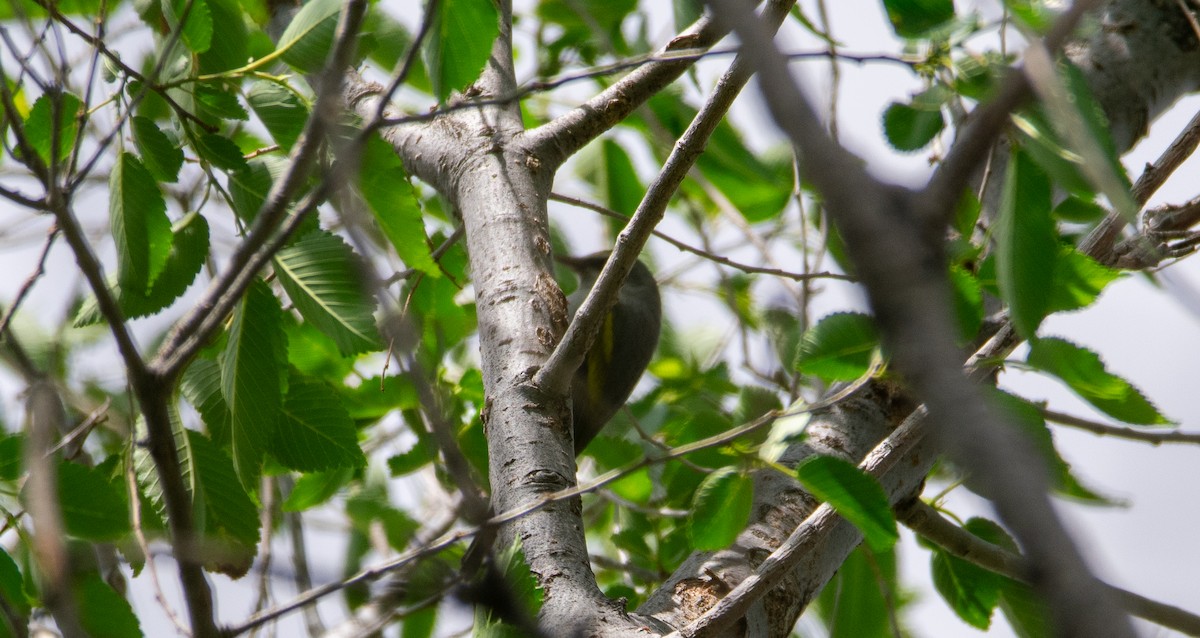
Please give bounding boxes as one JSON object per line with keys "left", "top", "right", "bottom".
{"left": 1046, "top": 246, "right": 1121, "bottom": 314}
{"left": 165, "top": 0, "right": 213, "bottom": 54}
{"left": 495, "top": 540, "right": 545, "bottom": 618}
{"left": 25, "top": 91, "right": 82, "bottom": 166}
{"left": 274, "top": 230, "right": 382, "bottom": 355}
{"left": 196, "top": 0, "right": 248, "bottom": 74}
{"left": 273, "top": 371, "right": 365, "bottom": 471}
{"left": 186, "top": 429, "right": 260, "bottom": 577}
{"left": 881, "top": 0, "right": 955, "bottom": 38}
{"left": 221, "top": 280, "right": 287, "bottom": 489}
{"left": 796, "top": 456, "right": 897, "bottom": 551}
{"left": 793, "top": 312, "right": 880, "bottom": 381}
{"left": 131, "top": 115, "right": 183, "bottom": 182}
{"left": 110, "top": 152, "right": 171, "bottom": 295}
{"left": 132, "top": 409, "right": 195, "bottom": 524}
{"left": 688, "top": 467, "right": 753, "bottom": 551}
{"left": 246, "top": 81, "right": 308, "bottom": 150}
{"left": 424, "top": 0, "right": 499, "bottom": 103}
{"left": 1027, "top": 337, "right": 1170, "bottom": 425}
{"left": 194, "top": 132, "right": 248, "bottom": 172}
{"left": 49, "top": 461, "right": 130, "bottom": 541}
{"left": 386, "top": 437, "right": 433, "bottom": 477}
{"left": 949, "top": 265, "right": 983, "bottom": 342}
{"left": 358, "top": 135, "right": 437, "bottom": 276}
{"left": 277, "top": 0, "right": 341, "bottom": 73}
{"left": 282, "top": 466, "right": 354, "bottom": 512}
{"left": 882, "top": 101, "right": 944, "bottom": 152}
{"left": 76, "top": 211, "right": 209, "bottom": 325}
{"left": 193, "top": 83, "right": 247, "bottom": 122}
{"left": 995, "top": 149, "right": 1057, "bottom": 339}
{"left": 1024, "top": 51, "right": 1136, "bottom": 221}
{"left": 992, "top": 390, "right": 1112, "bottom": 503}
{"left": 74, "top": 572, "right": 142, "bottom": 638}
{"left": 931, "top": 543, "right": 1002, "bottom": 629}
{"left": 180, "top": 356, "right": 231, "bottom": 445}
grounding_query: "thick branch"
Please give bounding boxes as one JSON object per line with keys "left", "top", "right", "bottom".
{"left": 703, "top": 1, "right": 1134, "bottom": 636}
{"left": 525, "top": 12, "right": 728, "bottom": 169}
{"left": 898, "top": 500, "right": 1200, "bottom": 636}
{"left": 534, "top": 0, "right": 794, "bottom": 400}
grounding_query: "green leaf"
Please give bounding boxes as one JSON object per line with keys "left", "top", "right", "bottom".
{"left": 194, "top": 132, "right": 249, "bottom": 172}
{"left": 688, "top": 467, "right": 753, "bottom": 551}
{"left": 1046, "top": 246, "right": 1121, "bottom": 314}
{"left": 496, "top": 540, "right": 544, "bottom": 617}
{"left": 793, "top": 312, "right": 879, "bottom": 381}
{"left": 196, "top": 0, "right": 249, "bottom": 74}
{"left": 187, "top": 429, "right": 260, "bottom": 577}
{"left": 882, "top": 100, "right": 944, "bottom": 151}
{"left": 193, "top": 83, "right": 248, "bottom": 122}
{"left": 1025, "top": 55, "right": 1135, "bottom": 221}
{"left": 50, "top": 461, "right": 130, "bottom": 541}
{"left": 0, "top": 434, "right": 23, "bottom": 481}
{"left": 180, "top": 356, "right": 231, "bottom": 445}
{"left": 274, "top": 230, "right": 383, "bottom": 355}
{"left": 796, "top": 456, "right": 897, "bottom": 552}
{"left": 387, "top": 437, "right": 434, "bottom": 477}
{"left": 74, "top": 572, "right": 142, "bottom": 638}
{"left": 221, "top": 279, "right": 287, "bottom": 489}
{"left": 358, "top": 135, "right": 438, "bottom": 276}
{"left": 695, "top": 113, "right": 791, "bottom": 222}
{"left": 881, "top": 0, "right": 955, "bottom": 38}
{"left": 132, "top": 409, "right": 195, "bottom": 524}
{"left": 75, "top": 211, "right": 210, "bottom": 326}
{"left": 131, "top": 115, "right": 183, "bottom": 182}
{"left": 164, "top": 0, "right": 213, "bottom": 54}
{"left": 995, "top": 149, "right": 1057, "bottom": 339}
{"left": 0, "top": 547, "right": 29, "bottom": 621}
{"left": 110, "top": 152, "right": 172, "bottom": 295}
{"left": 282, "top": 466, "right": 354, "bottom": 512}
{"left": 277, "top": 0, "right": 342, "bottom": 73}
{"left": 992, "top": 390, "right": 1112, "bottom": 503}
{"left": 424, "top": 0, "right": 500, "bottom": 102}
{"left": 815, "top": 546, "right": 900, "bottom": 638}
{"left": 1052, "top": 195, "right": 1106, "bottom": 223}
{"left": 1000, "top": 578, "right": 1052, "bottom": 638}
{"left": 931, "top": 539, "right": 1002, "bottom": 628}
{"left": 580, "top": 138, "right": 643, "bottom": 219}
{"left": 358, "top": 11, "right": 431, "bottom": 93}
{"left": 1012, "top": 110, "right": 1093, "bottom": 197}
{"left": 273, "top": 371, "right": 366, "bottom": 472}
{"left": 246, "top": 81, "right": 309, "bottom": 150}
{"left": 1026, "top": 337, "right": 1170, "bottom": 425}
{"left": 949, "top": 265, "right": 983, "bottom": 342}
{"left": 25, "top": 90, "right": 82, "bottom": 166}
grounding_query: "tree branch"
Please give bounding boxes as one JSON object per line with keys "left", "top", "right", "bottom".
{"left": 702, "top": 1, "right": 1135, "bottom": 636}
{"left": 898, "top": 500, "right": 1200, "bottom": 636}
{"left": 533, "top": 0, "right": 794, "bottom": 400}
{"left": 524, "top": 11, "right": 728, "bottom": 169}
{"left": 149, "top": 0, "right": 369, "bottom": 381}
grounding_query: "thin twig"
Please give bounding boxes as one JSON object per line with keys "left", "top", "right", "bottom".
{"left": 1042, "top": 408, "right": 1200, "bottom": 445}
{"left": 897, "top": 500, "right": 1200, "bottom": 636}
{"left": 550, "top": 193, "right": 854, "bottom": 283}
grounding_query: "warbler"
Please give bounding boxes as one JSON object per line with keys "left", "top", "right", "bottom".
{"left": 559, "top": 252, "right": 662, "bottom": 454}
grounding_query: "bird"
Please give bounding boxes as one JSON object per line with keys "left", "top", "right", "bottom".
{"left": 559, "top": 252, "right": 662, "bottom": 454}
